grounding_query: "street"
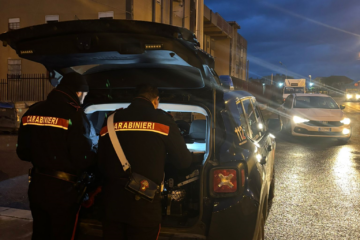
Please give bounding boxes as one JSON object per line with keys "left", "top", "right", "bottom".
{"left": 0, "top": 97, "right": 360, "bottom": 239}
{"left": 265, "top": 98, "right": 360, "bottom": 239}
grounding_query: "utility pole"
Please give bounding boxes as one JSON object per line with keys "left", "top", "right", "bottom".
{"left": 279, "top": 61, "right": 287, "bottom": 79}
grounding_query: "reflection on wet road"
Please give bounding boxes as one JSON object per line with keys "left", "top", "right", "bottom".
{"left": 265, "top": 98, "right": 360, "bottom": 239}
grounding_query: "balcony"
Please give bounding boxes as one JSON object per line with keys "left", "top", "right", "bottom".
{"left": 204, "top": 5, "right": 233, "bottom": 39}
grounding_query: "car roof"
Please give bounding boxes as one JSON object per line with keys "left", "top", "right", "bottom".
{"left": 293, "top": 93, "right": 330, "bottom": 97}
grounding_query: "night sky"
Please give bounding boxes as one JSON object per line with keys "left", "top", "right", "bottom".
{"left": 205, "top": 0, "right": 360, "bottom": 81}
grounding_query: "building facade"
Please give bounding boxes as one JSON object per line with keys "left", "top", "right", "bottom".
{"left": 0, "top": 0, "right": 247, "bottom": 83}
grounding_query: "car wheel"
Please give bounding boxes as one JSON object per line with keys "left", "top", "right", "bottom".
{"left": 279, "top": 116, "right": 290, "bottom": 134}
{"left": 284, "top": 121, "right": 292, "bottom": 136}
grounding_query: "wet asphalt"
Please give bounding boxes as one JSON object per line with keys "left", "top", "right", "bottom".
{"left": 265, "top": 98, "right": 360, "bottom": 239}
{"left": 0, "top": 97, "right": 360, "bottom": 239}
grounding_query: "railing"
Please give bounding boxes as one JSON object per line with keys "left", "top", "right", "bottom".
{"left": 0, "top": 74, "right": 53, "bottom": 102}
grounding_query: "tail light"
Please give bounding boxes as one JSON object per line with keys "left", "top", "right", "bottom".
{"left": 213, "top": 169, "right": 237, "bottom": 193}
{"left": 210, "top": 167, "right": 246, "bottom": 197}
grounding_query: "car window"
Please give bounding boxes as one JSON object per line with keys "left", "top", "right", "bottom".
{"left": 242, "top": 99, "right": 262, "bottom": 140}
{"left": 236, "top": 100, "right": 251, "bottom": 143}
{"left": 284, "top": 95, "right": 294, "bottom": 108}
{"left": 251, "top": 99, "right": 266, "bottom": 133}
{"left": 284, "top": 87, "right": 305, "bottom": 94}
{"left": 294, "top": 96, "right": 339, "bottom": 109}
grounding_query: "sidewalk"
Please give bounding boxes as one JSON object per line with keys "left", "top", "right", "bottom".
{"left": 0, "top": 207, "right": 32, "bottom": 240}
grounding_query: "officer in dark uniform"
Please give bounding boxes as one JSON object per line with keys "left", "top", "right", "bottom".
{"left": 16, "top": 72, "right": 96, "bottom": 240}
{"left": 97, "top": 85, "right": 193, "bottom": 240}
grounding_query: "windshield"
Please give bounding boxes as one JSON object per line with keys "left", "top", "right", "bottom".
{"left": 284, "top": 87, "right": 304, "bottom": 94}
{"left": 293, "top": 96, "right": 339, "bottom": 109}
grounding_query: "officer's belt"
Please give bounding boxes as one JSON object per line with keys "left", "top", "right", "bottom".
{"left": 32, "top": 167, "right": 78, "bottom": 183}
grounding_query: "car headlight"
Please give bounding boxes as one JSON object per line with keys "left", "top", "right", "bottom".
{"left": 293, "top": 116, "right": 310, "bottom": 124}
{"left": 356, "top": 95, "right": 360, "bottom": 99}
{"left": 341, "top": 118, "right": 351, "bottom": 125}
{"left": 342, "top": 128, "right": 350, "bottom": 135}
{"left": 347, "top": 94, "right": 353, "bottom": 98}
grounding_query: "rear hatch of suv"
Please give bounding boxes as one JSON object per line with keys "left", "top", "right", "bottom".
{"left": 0, "top": 20, "right": 218, "bottom": 239}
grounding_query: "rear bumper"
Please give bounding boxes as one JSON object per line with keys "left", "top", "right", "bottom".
{"left": 78, "top": 195, "right": 258, "bottom": 240}
{"left": 207, "top": 195, "right": 258, "bottom": 240}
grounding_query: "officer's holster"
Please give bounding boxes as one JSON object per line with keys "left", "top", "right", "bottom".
{"left": 31, "top": 167, "right": 94, "bottom": 204}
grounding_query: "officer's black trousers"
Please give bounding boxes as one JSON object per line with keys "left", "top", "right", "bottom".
{"left": 103, "top": 221, "right": 161, "bottom": 240}
{"left": 29, "top": 175, "right": 80, "bottom": 240}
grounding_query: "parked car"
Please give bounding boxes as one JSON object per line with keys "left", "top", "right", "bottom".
{"left": 279, "top": 93, "right": 351, "bottom": 142}
{"left": 0, "top": 101, "right": 16, "bottom": 132}
{"left": 0, "top": 19, "right": 282, "bottom": 240}
{"left": 0, "top": 101, "right": 37, "bottom": 133}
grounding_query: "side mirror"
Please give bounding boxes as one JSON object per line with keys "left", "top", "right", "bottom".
{"left": 267, "top": 118, "right": 282, "bottom": 133}
{"left": 340, "top": 105, "right": 345, "bottom": 110}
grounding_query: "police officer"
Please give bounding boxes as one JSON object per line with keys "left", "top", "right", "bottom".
{"left": 16, "top": 72, "right": 96, "bottom": 240}
{"left": 97, "top": 85, "right": 193, "bottom": 240}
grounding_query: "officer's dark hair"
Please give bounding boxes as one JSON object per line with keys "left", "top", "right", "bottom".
{"left": 135, "top": 84, "right": 159, "bottom": 101}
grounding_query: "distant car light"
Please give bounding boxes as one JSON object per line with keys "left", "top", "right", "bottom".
{"left": 293, "top": 116, "right": 310, "bottom": 124}
{"left": 341, "top": 118, "right": 351, "bottom": 125}
{"left": 342, "top": 128, "right": 350, "bottom": 135}
{"left": 347, "top": 94, "right": 353, "bottom": 99}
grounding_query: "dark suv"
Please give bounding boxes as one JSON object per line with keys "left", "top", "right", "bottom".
{"left": 0, "top": 20, "right": 281, "bottom": 240}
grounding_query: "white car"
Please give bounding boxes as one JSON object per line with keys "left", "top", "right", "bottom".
{"left": 279, "top": 94, "right": 351, "bottom": 142}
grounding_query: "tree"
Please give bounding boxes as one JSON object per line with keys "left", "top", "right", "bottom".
{"left": 316, "top": 76, "right": 353, "bottom": 90}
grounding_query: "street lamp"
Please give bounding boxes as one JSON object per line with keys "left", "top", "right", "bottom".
{"left": 279, "top": 61, "right": 287, "bottom": 79}
{"left": 309, "top": 75, "right": 312, "bottom": 86}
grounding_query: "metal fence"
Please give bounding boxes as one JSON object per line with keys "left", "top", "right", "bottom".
{"left": 0, "top": 74, "right": 53, "bottom": 102}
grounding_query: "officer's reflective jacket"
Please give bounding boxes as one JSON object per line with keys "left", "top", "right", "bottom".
{"left": 97, "top": 97, "right": 193, "bottom": 226}
{"left": 16, "top": 86, "right": 96, "bottom": 174}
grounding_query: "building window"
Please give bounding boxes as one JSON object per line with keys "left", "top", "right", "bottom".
{"left": 45, "top": 15, "right": 59, "bottom": 23}
{"left": 8, "top": 18, "right": 20, "bottom": 30}
{"left": 98, "top": 11, "right": 114, "bottom": 19}
{"left": 8, "top": 59, "right": 22, "bottom": 77}
{"left": 236, "top": 65, "right": 240, "bottom": 76}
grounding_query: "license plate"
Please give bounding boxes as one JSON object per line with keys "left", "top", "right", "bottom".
{"left": 318, "top": 127, "right": 331, "bottom": 132}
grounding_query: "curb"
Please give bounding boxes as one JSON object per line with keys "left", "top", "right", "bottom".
{"left": 0, "top": 207, "right": 32, "bottom": 221}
